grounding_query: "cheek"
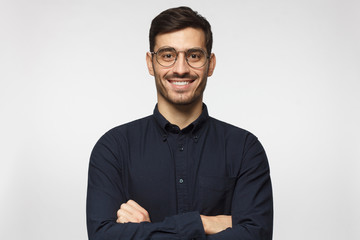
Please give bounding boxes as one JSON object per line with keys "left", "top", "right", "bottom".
{"left": 197, "top": 70, "right": 208, "bottom": 82}
{"left": 154, "top": 70, "right": 167, "bottom": 87}
{"left": 157, "top": 69, "right": 173, "bottom": 82}
{"left": 152, "top": 67, "right": 162, "bottom": 80}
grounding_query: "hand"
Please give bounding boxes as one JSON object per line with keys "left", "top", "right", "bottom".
{"left": 200, "top": 215, "right": 232, "bottom": 235}
{"left": 116, "top": 200, "right": 151, "bottom": 223}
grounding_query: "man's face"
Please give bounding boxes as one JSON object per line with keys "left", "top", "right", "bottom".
{"left": 146, "top": 27, "right": 216, "bottom": 106}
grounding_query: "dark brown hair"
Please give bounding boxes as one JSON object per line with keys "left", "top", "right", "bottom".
{"left": 149, "top": 6, "right": 213, "bottom": 54}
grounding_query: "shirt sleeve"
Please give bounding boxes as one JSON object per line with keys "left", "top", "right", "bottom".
{"left": 206, "top": 134, "right": 273, "bottom": 240}
{"left": 86, "top": 130, "right": 206, "bottom": 240}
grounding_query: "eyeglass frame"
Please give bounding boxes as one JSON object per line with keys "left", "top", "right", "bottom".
{"left": 150, "top": 46, "right": 211, "bottom": 69}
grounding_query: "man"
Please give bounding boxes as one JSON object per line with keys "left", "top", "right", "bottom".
{"left": 87, "top": 6, "right": 273, "bottom": 240}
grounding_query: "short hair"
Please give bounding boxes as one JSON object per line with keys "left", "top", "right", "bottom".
{"left": 149, "top": 6, "right": 213, "bottom": 54}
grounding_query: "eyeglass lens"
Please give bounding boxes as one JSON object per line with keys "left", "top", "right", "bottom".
{"left": 155, "top": 48, "right": 207, "bottom": 68}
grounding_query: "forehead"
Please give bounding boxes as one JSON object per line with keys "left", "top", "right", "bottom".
{"left": 154, "top": 27, "right": 206, "bottom": 51}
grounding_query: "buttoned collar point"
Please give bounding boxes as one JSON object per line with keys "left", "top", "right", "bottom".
{"left": 152, "top": 103, "right": 209, "bottom": 141}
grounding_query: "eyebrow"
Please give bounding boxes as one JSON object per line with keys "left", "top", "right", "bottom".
{"left": 156, "top": 46, "right": 175, "bottom": 52}
{"left": 157, "top": 46, "right": 205, "bottom": 51}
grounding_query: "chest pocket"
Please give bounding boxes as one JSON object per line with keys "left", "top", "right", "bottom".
{"left": 198, "top": 176, "right": 237, "bottom": 215}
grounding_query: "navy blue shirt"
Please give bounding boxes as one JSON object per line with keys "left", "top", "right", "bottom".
{"left": 86, "top": 104, "right": 273, "bottom": 240}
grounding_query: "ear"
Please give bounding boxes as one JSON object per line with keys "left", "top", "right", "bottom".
{"left": 207, "top": 53, "right": 216, "bottom": 77}
{"left": 146, "top": 52, "right": 155, "bottom": 76}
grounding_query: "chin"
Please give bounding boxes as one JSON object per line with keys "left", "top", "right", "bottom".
{"left": 168, "top": 95, "right": 202, "bottom": 106}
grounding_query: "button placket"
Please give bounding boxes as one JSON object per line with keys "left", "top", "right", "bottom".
{"left": 174, "top": 133, "right": 188, "bottom": 213}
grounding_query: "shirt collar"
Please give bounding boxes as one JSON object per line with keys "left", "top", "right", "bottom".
{"left": 153, "top": 103, "right": 209, "bottom": 134}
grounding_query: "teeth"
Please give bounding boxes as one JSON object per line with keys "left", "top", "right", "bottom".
{"left": 172, "top": 81, "right": 190, "bottom": 86}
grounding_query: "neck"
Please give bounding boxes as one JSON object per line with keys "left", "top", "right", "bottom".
{"left": 157, "top": 99, "right": 203, "bottom": 130}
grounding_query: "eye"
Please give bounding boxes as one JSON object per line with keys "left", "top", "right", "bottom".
{"left": 157, "top": 48, "right": 176, "bottom": 62}
{"left": 187, "top": 49, "right": 205, "bottom": 62}
{"left": 163, "top": 53, "right": 174, "bottom": 59}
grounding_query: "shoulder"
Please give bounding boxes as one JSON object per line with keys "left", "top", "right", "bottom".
{"left": 106, "top": 115, "right": 153, "bottom": 135}
{"left": 206, "top": 117, "right": 268, "bottom": 173}
{"left": 94, "top": 115, "right": 154, "bottom": 147}
{"left": 206, "top": 116, "right": 265, "bottom": 157}
{"left": 207, "top": 117, "right": 258, "bottom": 141}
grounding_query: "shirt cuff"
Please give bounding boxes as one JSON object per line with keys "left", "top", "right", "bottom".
{"left": 174, "top": 211, "right": 205, "bottom": 239}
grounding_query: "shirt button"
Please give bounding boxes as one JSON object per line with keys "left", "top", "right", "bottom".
{"left": 179, "top": 178, "right": 184, "bottom": 184}
{"left": 179, "top": 145, "right": 184, "bottom": 151}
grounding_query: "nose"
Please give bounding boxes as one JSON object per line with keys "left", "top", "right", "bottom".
{"left": 172, "top": 51, "right": 190, "bottom": 75}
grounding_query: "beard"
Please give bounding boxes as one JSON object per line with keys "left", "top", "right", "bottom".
{"left": 154, "top": 70, "right": 208, "bottom": 106}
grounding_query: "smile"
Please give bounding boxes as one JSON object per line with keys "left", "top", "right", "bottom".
{"left": 171, "top": 81, "right": 191, "bottom": 86}
{"left": 167, "top": 78, "right": 195, "bottom": 86}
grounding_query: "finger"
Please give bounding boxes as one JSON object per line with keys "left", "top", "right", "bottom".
{"left": 117, "top": 208, "right": 138, "bottom": 223}
{"left": 120, "top": 202, "right": 138, "bottom": 216}
{"left": 122, "top": 201, "right": 150, "bottom": 222}
{"left": 127, "top": 200, "right": 149, "bottom": 216}
{"left": 119, "top": 200, "right": 150, "bottom": 222}
{"left": 117, "top": 208, "right": 122, "bottom": 218}
{"left": 116, "top": 212, "right": 126, "bottom": 223}
{"left": 126, "top": 200, "right": 150, "bottom": 222}
{"left": 117, "top": 215, "right": 131, "bottom": 224}
{"left": 116, "top": 215, "right": 126, "bottom": 223}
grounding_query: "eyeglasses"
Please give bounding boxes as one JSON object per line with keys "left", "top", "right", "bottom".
{"left": 151, "top": 47, "right": 210, "bottom": 68}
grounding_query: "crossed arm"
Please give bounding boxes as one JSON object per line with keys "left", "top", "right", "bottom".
{"left": 87, "top": 132, "right": 273, "bottom": 239}
{"left": 116, "top": 199, "right": 232, "bottom": 235}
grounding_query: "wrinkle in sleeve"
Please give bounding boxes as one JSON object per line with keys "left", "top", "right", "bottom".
{"left": 86, "top": 130, "right": 206, "bottom": 240}
{"left": 207, "top": 134, "right": 273, "bottom": 240}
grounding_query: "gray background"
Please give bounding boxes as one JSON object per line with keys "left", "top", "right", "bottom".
{"left": 1, "top": 0, "right": 359, "bottom": 239}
